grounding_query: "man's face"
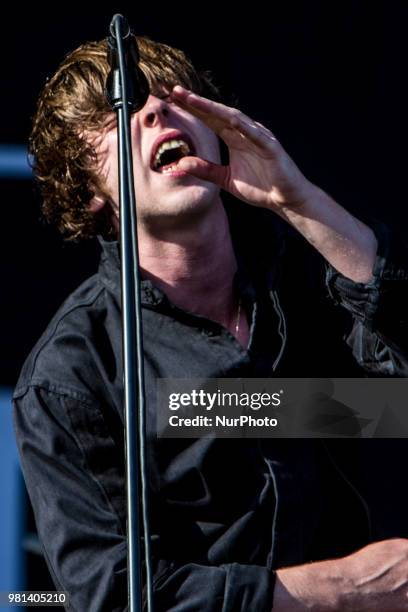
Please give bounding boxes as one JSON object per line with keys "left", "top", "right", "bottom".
{"left": 92, "top": 91, "right": 221, "bottom": 230}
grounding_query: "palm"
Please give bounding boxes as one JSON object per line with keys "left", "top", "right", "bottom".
{"left": 222, "top": 128, "right": 281, "bottom": 207}
{"left": 170, "top": 86, "right": 310, "bottom": 210}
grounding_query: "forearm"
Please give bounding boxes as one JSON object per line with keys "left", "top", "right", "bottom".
{"left": 272, "top": 538, "right": 408, "bottom": 612}
{"left": 277, "top": 183, "right": 378, "bottom": 283}
{"left": 272, "top": 559, "right": 347, "bottom": 612}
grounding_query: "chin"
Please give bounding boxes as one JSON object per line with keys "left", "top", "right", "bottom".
{"left": 156, "top": 183, "right": 218, "bottom": 213}
{"left": 140, "top": 192, "right": 218, "bottom": 234}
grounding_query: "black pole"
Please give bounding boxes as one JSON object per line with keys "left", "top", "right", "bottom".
{"left": 106, "top": 14, "right": 153, "bottom": 612}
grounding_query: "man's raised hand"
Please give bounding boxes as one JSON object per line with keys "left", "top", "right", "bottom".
{"left": 170, "top": 85, "right": 314, "bottom": 211}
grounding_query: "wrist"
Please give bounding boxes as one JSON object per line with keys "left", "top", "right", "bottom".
{"left": 273, "top": 557, "right": 351, "bottom": 612}
{"left": 275, "top": 182, "right": 324, "bottom": 226}
{"left": 272, "top": 184, "right": 377, "bottom": 282}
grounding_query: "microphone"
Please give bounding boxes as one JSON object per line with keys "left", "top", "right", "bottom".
{"left": 106, "top": 14, "right": 150, "bottom": 112}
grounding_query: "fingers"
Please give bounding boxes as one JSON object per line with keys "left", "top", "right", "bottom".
{"left": 170, "top": 86, "right": 222, "bottom": 130}
{"left": 170, "top": 86, "right": 232, "bottom": 126}
{"left": 176, "top": 155, "right": 228, "bottom": 188}
{"left": 229, "top": 116, "right": 278, "bottom": 150}
{"left": 170, "top": 85, "right": 248, "bottom": 132}
{"left": 170, "top": 86, "right": 279, "bottom": 150}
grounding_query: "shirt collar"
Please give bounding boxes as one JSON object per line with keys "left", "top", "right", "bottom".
{"left": 97, "top": 237, "right": 167, "bottom": 306}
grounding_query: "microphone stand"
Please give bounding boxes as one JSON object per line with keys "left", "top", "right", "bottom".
{"left": 106, "top": 14, "right": 153, "bottom": 612}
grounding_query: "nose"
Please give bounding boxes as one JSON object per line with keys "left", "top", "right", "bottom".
{"left": 140, "top": 95, "right": 170, "bottom": 128}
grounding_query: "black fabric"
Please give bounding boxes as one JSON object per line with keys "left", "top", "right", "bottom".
{"left": 13, "top": 209, "right": 408, "bottom": 611}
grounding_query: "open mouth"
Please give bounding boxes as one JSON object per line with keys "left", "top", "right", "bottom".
{"left": 151, "top": 134, "right": 195, "bottom": 174}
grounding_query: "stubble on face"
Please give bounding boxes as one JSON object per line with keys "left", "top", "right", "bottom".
{"left": 87, "top": 94, "right": 224, "bottom": 238}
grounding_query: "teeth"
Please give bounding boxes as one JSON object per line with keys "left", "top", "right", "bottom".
{"left": 162, "top": 165, "right": 180, "bottom": 174}
{"left": 153, "top": 138, "right": 191, "bottom": 169}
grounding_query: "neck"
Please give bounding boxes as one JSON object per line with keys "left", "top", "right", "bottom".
{"left": 137, "top": 199, "right": 239, "bottom": 329}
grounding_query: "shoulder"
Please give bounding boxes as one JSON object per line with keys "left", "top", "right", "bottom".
{"left": 13, "top": 272, "right": 118, "bottom": 402}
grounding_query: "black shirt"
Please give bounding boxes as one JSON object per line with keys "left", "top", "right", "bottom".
{"left": 13, "top": 210, "right": 408, "bottom": 611}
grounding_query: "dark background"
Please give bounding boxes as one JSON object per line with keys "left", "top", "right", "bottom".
{"left": 1, "top": 0, "right": 408, "bottom": 594}
{"left": 2, "top": 1, "right": 408, "bottom": 385}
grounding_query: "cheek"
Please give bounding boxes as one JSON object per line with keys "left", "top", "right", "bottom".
{"left": 185, "top": 113, "right": 219, "bottom": 162}
{"left": 210, "top": 134, "right": 222, "bottom": 164}
{"left": 200, "top": 128, "right": 221, "bottom": 163}
{"left": 132, "top": 155, "right": 151, "bottom": 188}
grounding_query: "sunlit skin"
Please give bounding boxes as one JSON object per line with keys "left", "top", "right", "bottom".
{"left": 89, "top": 91, "right": 249, "bottom": 344}
{"left": 88, "top": 84, "right": 377, "bottom": 348}
{"left": 91, "top": 92, "right": 222, "bottom": 228}
{"left": 87, "top": 86, "right": 406, "bottom": 612}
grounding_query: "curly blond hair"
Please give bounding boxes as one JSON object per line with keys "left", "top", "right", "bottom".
{"left": 29, "top": 36, "right": 220, "bottom": 240}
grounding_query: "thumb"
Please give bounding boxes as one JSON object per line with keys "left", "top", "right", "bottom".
{"left": 177, "top": 156, "right": 228, "bottom": 187}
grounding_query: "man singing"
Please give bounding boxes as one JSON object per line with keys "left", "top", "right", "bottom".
{"left": 13, "top": 34, "right": 408, "bottom": 611}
